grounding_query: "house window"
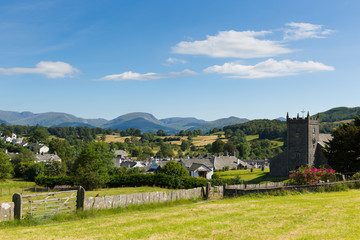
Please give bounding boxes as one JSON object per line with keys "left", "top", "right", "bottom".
{"left": 313, "top": 128, "right": 316, "bottom": 134}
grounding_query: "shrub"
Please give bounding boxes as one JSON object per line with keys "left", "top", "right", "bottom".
{"left": 289, "top": 166, "right": 339, "bottom": 185}
{"left": 351, "top": 172, "right": 360, "bottom": 180}
{"left": 160, "top": 161, "right": 188, "bottom": 178}
{"left": 212, "top": 173, "right": 220, "bottom": 179}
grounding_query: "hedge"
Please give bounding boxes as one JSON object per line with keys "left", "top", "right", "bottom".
{"left": 36, "top": 173, "right": 244, "bottom": 190}
{"left": 35, "top": 175, "right": 74, "bottom": 188}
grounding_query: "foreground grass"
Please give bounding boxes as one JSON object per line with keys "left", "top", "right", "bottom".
{"left": 1, "top": 190, "right": 360, "bottom": 239}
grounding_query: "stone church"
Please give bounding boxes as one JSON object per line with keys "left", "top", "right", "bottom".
{"left": 270, "top": 112, "right": 332, "bottom": 176}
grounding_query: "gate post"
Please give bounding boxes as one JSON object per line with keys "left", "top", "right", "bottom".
{"left": 206, "top": 182, "right": 211, "bottom": 199}
{"left": 76, "top": 186, "right": 85, "bottom": 210}
{"left": 13, "top": 193, "right": 22, "bottom": 219}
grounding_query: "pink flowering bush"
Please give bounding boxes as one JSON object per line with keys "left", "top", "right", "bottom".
{"left": 289, "top": 166, "right": 339, "bottom": 185}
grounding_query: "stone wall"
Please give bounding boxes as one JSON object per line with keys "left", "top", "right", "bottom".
{"left": 84, "top": 187, "right": 203, "bottom": 210}
{"left": 224, "top": 181, "right": 359, "bottom": 197}
{"left": 0, "top": 202, "right": 14, "bottom": 222}
{"left": 208, "top": 185, "right": 224, "bottom": 199}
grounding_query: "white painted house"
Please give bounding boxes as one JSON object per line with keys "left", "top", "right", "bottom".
{"left": 188, "top": 163, "right": 213, "bottom": 179}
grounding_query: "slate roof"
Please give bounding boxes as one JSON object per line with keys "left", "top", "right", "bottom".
{"left": 114, "top": 150, "right": 128, "bottom": 158}
{"left": 35, "top": 154, "right": 61, "bottom": 163}
{"left": 180, "top": 158, "right": 214, "bottom": 169}
{"left": 189, "top": 163, "right": 211, "bottom": 172}
{"left": 120, "top": 161, "right": 137, "bottom": 168}
{"left": 318, "top": 134, "right": 333, "bottom": 147}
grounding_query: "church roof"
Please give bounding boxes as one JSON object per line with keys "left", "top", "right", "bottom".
{"left": 318, "top": 134, "right": 333, "bottom": 147}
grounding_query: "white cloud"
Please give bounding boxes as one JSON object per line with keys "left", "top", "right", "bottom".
{"left": 284, "top": 22, "right": 334, "bottom": 41}
{"left": 204, "top": 59, "right": 334, "bottom": 79}
{"left": 172, "top": 30, "right": 292, "bottom": 58}
{"left": 100, "top": 69, "right": 195, "bottom": 81}
{"left": 166, "top": 58, "right": 187, "bottom": 64}
{"left": 0, "top": 61, "right": 79, "bottom": 78}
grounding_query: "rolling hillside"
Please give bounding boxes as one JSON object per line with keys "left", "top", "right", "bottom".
{"left": 315, "top": 106, "right": 360, "bottom": 122}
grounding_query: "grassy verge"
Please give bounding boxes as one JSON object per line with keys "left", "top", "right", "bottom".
{"left": 1, "top": 189, "right": 359, "bottom": 239}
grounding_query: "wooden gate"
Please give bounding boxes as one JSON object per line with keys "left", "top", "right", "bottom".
{"left": 15, "top": 190, "right": 78, "bottom": 218}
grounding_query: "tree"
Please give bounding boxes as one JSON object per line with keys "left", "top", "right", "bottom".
{"left": 72, "top": 142, "right": 114, "bottom": 190}
{"left": 224, "top": 141, "right": 236, "bottom": 154}
{"left": 158, "top": 143, "right": 174, "bottom": 157}
{"left": 237, "top": 142, "right": 251, "bottom": 159}
{"left": 212, "top": 139, "right": 225, "bottom": 153}
{"left": 23, "top": 163, "right": 45, "bottom": 181}
{"left": 161, "top": 160, "right": 188, "bottom": 178}
{"left": 157, "top": 129, "right": 167, "bottom": 136}
{"left": 325, "top": 115, "right": 360, "bottom": 172}
{"left": 44, "top": 159, "right": 66, "bottom": 176}
{"left": 28, "top": 128, "right": 50, "bottom": 143}
{"left": 180, "top": 140, "right": 191, "bottom": 151}
{"left": 11, "top": 148, "right": 36, "bottom": 178}
{"left": 0, "top": 150, "right": 13, "bottom": 180}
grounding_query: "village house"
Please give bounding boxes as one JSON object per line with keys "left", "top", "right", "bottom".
{"left": 180, "top": 154, "right": 252, "bottom": 179}
{"left": 120, "top": 160, "right": 146, "bottom": 169}
{"left": 30, "top": 143, "right": 49, "bottom": 154}
{"left": 147, "top": 158, "right": 169, "bottom": 173}
{"left": 113, "top": 150, "right": 129, "bottom": 167}
{"left": 34, "top": 153, "right": 62, "bottom": 163}
{"left": 180, "top": 158, "right": 214, "bottom": 179}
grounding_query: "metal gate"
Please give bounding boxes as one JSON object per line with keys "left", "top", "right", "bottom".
{"left": 20, "top": 190, "right": 78, "bottom": 218}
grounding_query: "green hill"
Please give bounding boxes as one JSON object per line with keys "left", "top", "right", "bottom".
{"left": 315, "top": 106, "right": 360, "bottom": 122}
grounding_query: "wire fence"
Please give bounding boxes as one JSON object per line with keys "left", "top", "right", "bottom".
{"left": 0, "top": 186, "right": 51, "bottom": 198}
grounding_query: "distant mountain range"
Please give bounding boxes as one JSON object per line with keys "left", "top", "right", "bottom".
{"left": 0, "top": 106, "right": 358, "bottom": 133}
{"left": 0, "top": 110, "right": 249, "bottom": 133}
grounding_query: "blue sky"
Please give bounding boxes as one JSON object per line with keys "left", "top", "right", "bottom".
{"left": 0, "top": 0, "right": 359, "bottom": 121}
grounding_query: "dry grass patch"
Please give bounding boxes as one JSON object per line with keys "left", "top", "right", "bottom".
{"left": 98, "top": 135, "right": 140, "bottom": 143}
{"left": 192, "top": 135, "right": 227, "bottom": 146}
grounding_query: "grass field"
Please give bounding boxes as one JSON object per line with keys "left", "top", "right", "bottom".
{"left": 0, "top": 179, "right": 39, "bottom": 203}
{"left": 270, "top": 139, "right": 284, "bottom": 148}
{"left": 246, "top": 134, "right": 259, "bottom": 141}
{"left": 86, "top": 186, "right": 172, "bottom": 198}
{"left": 1, "top": 189, "right": 360, "bottom": 239}
{"left": 0, "top": 183, "right": 171, "bottom": 203}
{"left": 218, "top": 168, "right": 271, "bottom": 183}
{"left": 99, "top": 135, "right": 141, "bottom": 143}
{"left": 192, "top": 135, "right": 227, "bottom": 146}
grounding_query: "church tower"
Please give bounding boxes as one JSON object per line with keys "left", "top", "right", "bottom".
{"left": 285, "top": 112, "right": 320, "bottom": 171}
{"left": 270, "top": 112, "right": 321, "bottom": 176}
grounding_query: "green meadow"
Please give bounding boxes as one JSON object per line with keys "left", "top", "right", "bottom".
{"left": 1, "top": 189, "right": 359, "bottom": 239}
{"left": 218, "top": 168, "right": 271, "bottom": 183}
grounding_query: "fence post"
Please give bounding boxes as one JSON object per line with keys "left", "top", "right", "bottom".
{"left": 223, "top": 184, "right": 227, "bottom": 198}
{"left": 206, "top": 182, "right": 211, "bottom": 199}
{"left": 13, "top": 193, "right": 22, "bottom": 220}
{"left": 76, "top": 186, "right": 86, "bottom": 210}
